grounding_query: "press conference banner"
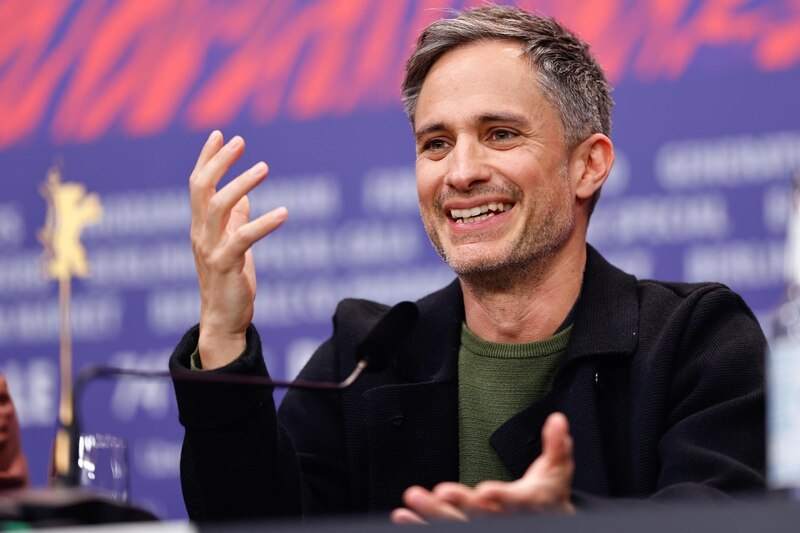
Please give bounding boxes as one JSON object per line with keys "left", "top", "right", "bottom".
{"left": 1, "top": 0, "right": 799, "bottom": 519}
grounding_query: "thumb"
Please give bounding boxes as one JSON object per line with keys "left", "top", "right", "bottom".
{"left": 475, "top": 412, "right": 575, "bottom": 513}
{"left": 540, "top": 412, "right": 571, "bottom": 468}
{"left": 524, "top": 412, "right": 573, "bottom": 479}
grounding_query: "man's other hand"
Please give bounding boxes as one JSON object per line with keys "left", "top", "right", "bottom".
{"left": 391, "top": 412, "right": 575, "bottom": 524}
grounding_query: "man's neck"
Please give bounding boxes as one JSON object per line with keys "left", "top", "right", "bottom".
{"left": 460, "top": 242, "right": 586, "bottom": 343}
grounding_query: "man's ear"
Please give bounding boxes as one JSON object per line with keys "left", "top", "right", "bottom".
{"left": 571, "top": 133, "right": 614, "bottom": 201}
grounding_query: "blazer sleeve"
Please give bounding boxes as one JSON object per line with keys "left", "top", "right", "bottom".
{"left": 573, "top": 285, "right": 765, "bottom": 510}
{"left": 170, "top": 324, "right": 347, "bottom": 520}
{"left": 654, "top": 285, "right": 766, "bottom": 497}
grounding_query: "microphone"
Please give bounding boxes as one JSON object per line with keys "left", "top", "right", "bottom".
{"left": 53, "top": 301, "right": 419, "bottom": 487}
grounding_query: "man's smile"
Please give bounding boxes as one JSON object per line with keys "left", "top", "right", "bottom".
{"left": 448, "top": 202, "right": 514, "bottom": 224}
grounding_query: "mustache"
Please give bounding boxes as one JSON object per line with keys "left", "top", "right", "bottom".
{"left": 433, "top": 183, "right": 523, "bottom": 211}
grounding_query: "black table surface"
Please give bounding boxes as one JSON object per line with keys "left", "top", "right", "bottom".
{"left": 200, "top": 494, "right": 800, "bottom": 533}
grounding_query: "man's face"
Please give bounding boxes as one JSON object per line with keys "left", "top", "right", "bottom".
{"left": 414, "top": 40, "right": 577, "bottom": 281}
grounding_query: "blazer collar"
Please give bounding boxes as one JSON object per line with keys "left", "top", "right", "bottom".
{"left": 563, "top": 244, "right": 639, "bottom": 364}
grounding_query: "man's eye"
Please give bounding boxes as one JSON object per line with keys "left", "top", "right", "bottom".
{"left": 426, "top": 139, "right": 447, "bottom": 151}
{"left": 492, "top": 130, "right": 516, "bottom": 141}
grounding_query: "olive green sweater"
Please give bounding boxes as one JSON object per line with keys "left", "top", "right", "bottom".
{"left": 458, "top": 323, "right": 572, "bottom": 486}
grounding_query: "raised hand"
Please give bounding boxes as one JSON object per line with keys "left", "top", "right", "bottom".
{"left": 189, "top": 131, "right": 288, "bottom": 369}
{"left": 391, "top": 412, "right": 575, "bottom": 524}
{"left": 471, "top": 412, "right": 575, "bottom": 514}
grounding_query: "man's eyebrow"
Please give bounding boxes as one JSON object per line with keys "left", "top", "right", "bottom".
{"left": 414, "top": 122, "right": 445, "bottom": 142}
{"left": 476, "top": 112, "right": 529, "bottom": 126}
{"left": 414, "top": 113, "right": 530, "bottom": 141}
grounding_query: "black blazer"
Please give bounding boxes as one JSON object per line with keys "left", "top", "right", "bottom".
{"left": 171, "top": 246, "right": 766, "bottom": 521}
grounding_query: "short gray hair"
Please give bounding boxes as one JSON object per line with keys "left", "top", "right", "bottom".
{"left": 401, "top": 5, "right": 613, "bottom": 151}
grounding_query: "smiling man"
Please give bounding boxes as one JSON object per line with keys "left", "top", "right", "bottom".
{"left": 413, "top": 38, "right": 594, "bottom": 342}
{"left": 170, "top": 6, "right": 766, "bottom": 523}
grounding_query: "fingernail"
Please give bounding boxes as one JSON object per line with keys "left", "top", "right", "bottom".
{"left": 228, "top": 136, "right": 242, "bottom": 150}
{"left": 207, "top": 130, "right": 220, "bottom": 143}
{"left": 251, "top": 161, "right": 267, "bottom": 175}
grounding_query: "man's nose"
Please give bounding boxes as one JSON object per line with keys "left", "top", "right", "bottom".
{"left": 444, "top": 137, "right": 491, "bottom": 190}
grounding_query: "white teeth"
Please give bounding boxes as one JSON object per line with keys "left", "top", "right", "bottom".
{"left": 449, "top": 202, "right": 513, "bottom": 224}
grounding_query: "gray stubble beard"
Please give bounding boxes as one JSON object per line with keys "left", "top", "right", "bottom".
{"left": 420, "top": 170, "right": 575, "bottom": 296}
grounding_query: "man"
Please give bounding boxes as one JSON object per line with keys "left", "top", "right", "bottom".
{"left": 170, "top": 6, "right": 765, "bottom": 523}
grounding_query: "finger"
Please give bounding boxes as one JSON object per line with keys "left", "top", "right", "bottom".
{"left": 190, "top": 135, "right": 246, "bottom": 216}
{"left": 402, "top": 485, "right": 469, "bottom": 523}
{"left": 205, "top": 161, "right": 268, "bottom": 238}
{"left": 190, "top": 130, "right": 223, "bottom": 180}
{"left": 229, "top": 195, "right": 250, "bottom": 233}
{"left": 390, "top": 507, "right": 428, "bottom": 525}
{"left": 516, "top": 413, "right": 574, "bottom": 497}
{"left": 473, "top": 480, "right": 527, "bottom": 511}
{"left": 225, "top": 206, "right": 288, "bottom": 258}
{"left": 189, "top": 131, "right": 225, "bottom": 216}
{"left": 540, "top": 412, "right": 571, "bottom": 468}
{"left": 433, "top": 482, "right": 502, "bottom": 516}
{"left": 477, "top": 479, "right": 574, "bottom": 515}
